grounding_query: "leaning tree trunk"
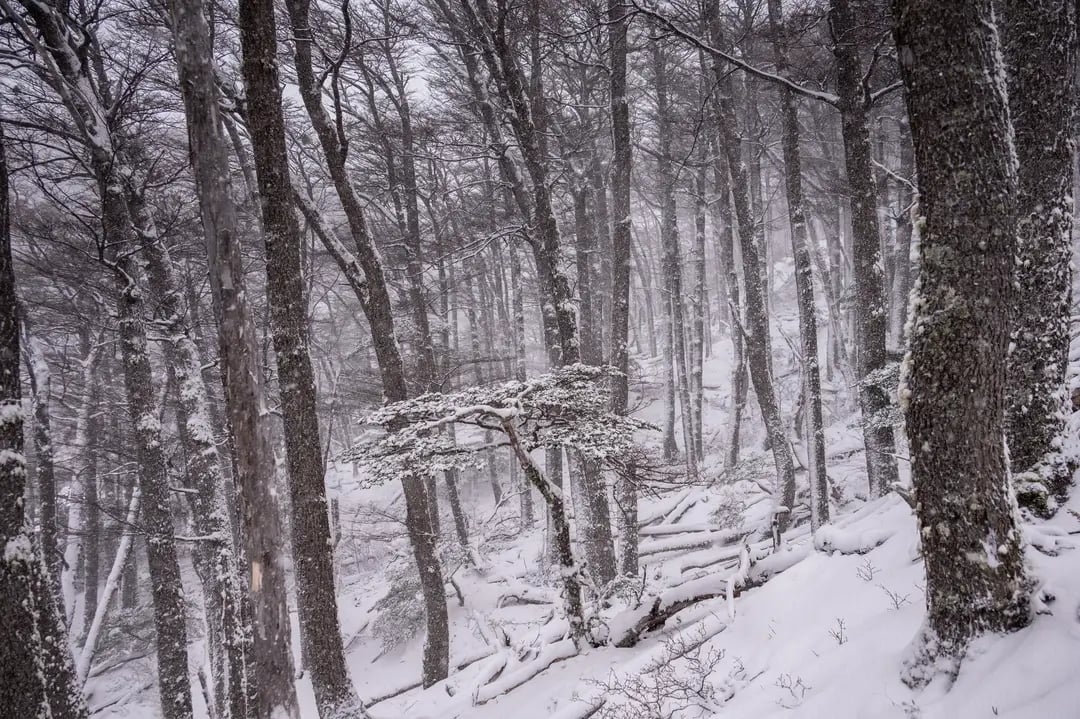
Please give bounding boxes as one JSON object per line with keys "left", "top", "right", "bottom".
{"left": 239, "top": 0, "right": 369, "bottom": 710}
{"left": 705, "top": 0, "right": 797, "bottom": 520}
{"left": 894, "top": 0, "right": 1031, "bottom": 682}
{"left": 1000, "top": 0, "right": 1077, "bottom": 501}
{"left": 168, "top": 0, "right": 299, "bottom": 713}
{"left": 282, "top": 0, "right": 448, "bottom": 688}
{"left": 609, "top": 0, "right": 637, "bottom": 577}
{"left": 138, "top": 194, "right": 253, "bottom": 719}
{"left": 830, "top": 0, "right": 899, "bottom": 498}
{"left": 767, "top": 0, "right": 829, "bottom": 530}
{"left": 10, "top": 5, "right": 195, "bottom": 714}
{"left": 0, "top": 117, "right": 89, "bottom": 719}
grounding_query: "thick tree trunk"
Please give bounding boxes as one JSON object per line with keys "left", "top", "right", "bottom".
{"left": 1000, "top": 0, "right": 1077, "bottom": 495}
{"left": 239, "top": 0, "right": 368, "bottom": 710}
{"left": 168, "top": 0, "right": 298, "bottom": 713}
{"left": 111, "top": 234, "right": 194, "bottom": 719}
{"left": 830, "top": 0, "right": 899, "bottom": 498}
{"left": 894, "top": 0, "right": 1031, "bottom": 680}
{"left": 0, "top": 118, "right": 89, "bottom": 719}
{"left": 767, "top": 0, "right": 829, "bottom": 529}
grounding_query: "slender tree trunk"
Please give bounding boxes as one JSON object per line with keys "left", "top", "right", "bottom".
{"left": 1000, "top": 0, "right": 1077, "bottom": 497}
{"left": 709, "top": 139, "right": 747, "bottom": 472}
{"left": 894, "top": 0, "right": 1030, "bottom": 680}
{"left": 705, "top": 0, "right": 796, "bottom": 518}
{"left": 830, "top": 0, "right": 899, "bottom": 498}
{"left": 889, "top": 129, "right": 915, "bottom": 346}
{"left": 22, "top": 319, "right": 59, "bottom": 594}
{"left": 767, "top": 0, "right": 829, "bottom": 529}
{"left": 0, "top": 119, "right": 89, "bottom": 719}
{"left": 609, "top": 0, "right": 636, "bottom": 576}
{"left": 690, "top": 122, "right": 707, "bottom": 463}
{"left": 281, "top": 0, "right": 448, "bottom": 687}
{"left": 64, "top": 328, "right": 101, "bottom": 628}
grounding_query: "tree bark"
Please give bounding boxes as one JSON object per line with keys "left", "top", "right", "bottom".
{"left": 1000, "top": 0, "right": 1077, "bottom": 495}
{"left": 168, "top": 0, "right": 298, "bottom": 713}
{"left": 894, "top": 0, "right": 1031, "bottom": 680}
{"left": 239, "top": 0, "right": 367, "bottom": 710}
{"left": 22, "top": 317, "right": 60, "bottom": 593}
{"left": 609, "top": 0, "right": 636, "bottom": 576}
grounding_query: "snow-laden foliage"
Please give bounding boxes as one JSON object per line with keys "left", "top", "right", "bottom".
{"left": 342, "top": 365, "right": 654, "bottom": 487}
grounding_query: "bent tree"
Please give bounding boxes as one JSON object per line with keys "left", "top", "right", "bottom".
{"left": 349, "top": 365, "right": 650, "bottom": 645}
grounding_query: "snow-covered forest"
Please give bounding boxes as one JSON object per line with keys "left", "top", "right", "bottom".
{"left": 1, "top": 0, "right": 1078, "bottom": 716}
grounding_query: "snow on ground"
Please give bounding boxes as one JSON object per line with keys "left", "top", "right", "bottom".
{"left": 87, "top": 333, "right": 1080, "bottom": 719}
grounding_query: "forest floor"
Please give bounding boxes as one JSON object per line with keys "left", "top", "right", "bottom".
{"left": 86, "top": 332, "right": 1080, "bottom": 718}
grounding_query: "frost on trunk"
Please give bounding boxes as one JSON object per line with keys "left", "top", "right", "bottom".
{"left": 22, "top": 317, "right": 60, "bottom": 594}
{"left": 138, "top": 197, "right": 253, "bottom": 719}
{"left": 1000, "top": 0, "right": 1076, "bottom": 506}
{"left": 0, "top": 116, "right": 88, "bottom": 719}
{"left": 76, "top": 487, "right": 139, "bottom": 685}
{"left": 767, "top": 0, "right": 829, "bottom": 529}
{"left": 168, "top": 0, "right": 298, "bottom": 713}
{"left": 6, "top": 4, "right": 196, "bottom": 714}
{"left": 62, "top": 328, "right": 101, "bottom": 629}
{"left": 704, "top": 0, "right": 796, "bottom": 520}
{"left": 894, "top": 0, "right": 1031, "bottom": 683}
{"left": 830, "top": 0, "right": 899, "bottom": 499}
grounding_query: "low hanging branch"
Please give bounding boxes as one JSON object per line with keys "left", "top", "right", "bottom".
{"left": 342, "top": 364, "right": 655, "bottom": 646}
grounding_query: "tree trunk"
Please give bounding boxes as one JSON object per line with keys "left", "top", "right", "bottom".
{"left": 0, "top": 117, "right": 89, "bottom": 719}
{"left": 767, "top": 0, "right": 829, "bottom": 530}
{"left": 609, "top": 0, "right": 637, "bottom": 576}
{"left": 1000, "top": 0, "right": 1076, "bottom": 496}
{"left": 239, "top": 0, "right": 367, "bottom": 710}
{"left": 168, "top": 0, "right": 299, "bottom": 713}
{"left": 889, "top": 128, "right": 915, "bottom": 347}
{"left": 282, "top": 0, "right": 448, "bottom": 688}
{"left": 894, "top": 0, "right": 1031, "bottom": 680}
{"left": 705, "top": 0, "right": 796, "bottom": 519}
{"left": 137, "top": 190, "right": 253, "bottom": 719}
{"left": 830, "top": 0, "right": 899, "bottom": 498}
{"left": 22, "top": 318, "right": 60, "bottom": 594}
{"left": 708, "top": 138, "right": 748, "bottom": 472}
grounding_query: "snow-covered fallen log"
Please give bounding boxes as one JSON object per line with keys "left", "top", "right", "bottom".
{"left": 472, "top": 638, "right": 579, "bottom": 705}
{"left": 638, "top": 528, "right": 744, "bottom": 559}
